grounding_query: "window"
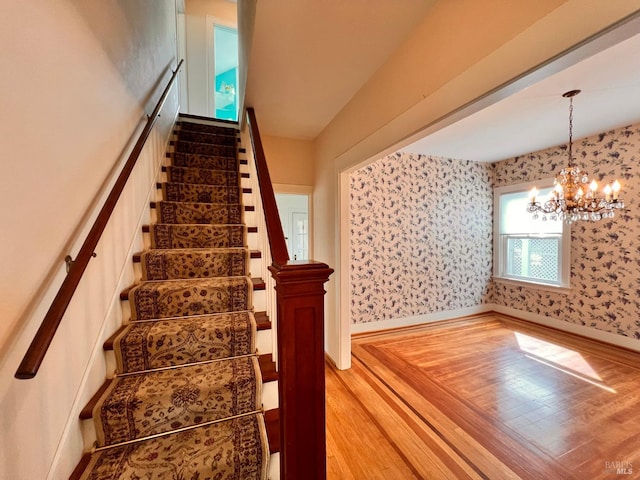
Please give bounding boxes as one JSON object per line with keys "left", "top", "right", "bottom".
{"left": 494, "top": 181, "right": 570, "bottom": 288}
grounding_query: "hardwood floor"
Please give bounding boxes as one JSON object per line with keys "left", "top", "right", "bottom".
{"left": 326, "top": 313, "right": 640, "bottom": 479}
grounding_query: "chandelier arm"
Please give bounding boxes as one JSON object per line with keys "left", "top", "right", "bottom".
{"left": 526, "top": 89, "right": 623, "bottom": 224}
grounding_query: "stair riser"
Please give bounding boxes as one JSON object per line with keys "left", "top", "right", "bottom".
{"left": 262, "top": 380, "right": 278, "bottom": 412}
{"left": 244, "top": 209, "right": 256, "bottom": 227}
{"left": 162, "top": 182, "right": 241, "bottom": 204}
{"left": 113, "top": 312, "right": 257, "bottom": 373}
{"left": 177, "top": 130, "right": 237, "bottom": 146}
{"left": 250, "top": 257, "right": 262, "bottom": 278}
{"left": 175, "top": 141, "right": 235, "bottom": 158}
{"left": 141, "top": 250, "right": 249, "bottom": 281}
{"left": 167, "top": 166, "right": 239, "bottom": 187}
{"left": 170, "top": 152, "right": 239, "bottom": 171}
{"left": 177, "top": 121, "right": 237, "bottom": 136}
{"left": 151, "top": 225, "right": 246, "bottom": 249}
{"left": 129, "top": 279, "right": 252, "bottom": 321}
{"left": 256, "top": 327, "right": 272, "bottom": 355}
{"left": 247, "top": 230, "right": 259, "bottom": 251}
{"left": 80, "top": 378, "right": 278, "bottom": 456}
{"left": 156, "top": 202, "right": 243, "bottom": 225}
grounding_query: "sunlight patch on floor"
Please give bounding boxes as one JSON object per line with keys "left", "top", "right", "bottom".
{"left": 515, "top": 332, "right": 616, "bottom": 393}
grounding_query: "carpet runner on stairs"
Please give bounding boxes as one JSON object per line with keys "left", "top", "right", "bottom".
{"left": 77, "top": 119, "right": 271, "bottom": 480}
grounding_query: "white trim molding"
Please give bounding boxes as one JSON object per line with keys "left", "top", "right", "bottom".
{"left": 492, "top": 304, "right": 640, "bottom": 353}
{"left": 350, "top": 305, "right": 494, "bottom": 335}
{"left": 350, "top": 303, "right": 640, "bottom": 354}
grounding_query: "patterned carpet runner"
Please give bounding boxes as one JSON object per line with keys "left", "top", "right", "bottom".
{"left": 81, "top": 415, "right": 268, "bottom": 480}
{"left": 79, "top": 120, "right": 269, "bottom": 479}
{"left": 140, "top": 248, "right": 248, "bottom": 280}
{"left": 113, "top": 312, "right": 256, "bottom": 373}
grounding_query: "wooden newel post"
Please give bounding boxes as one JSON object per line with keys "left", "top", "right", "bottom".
{"left": 268, "top": 260, "right": 334, "bottom": 480}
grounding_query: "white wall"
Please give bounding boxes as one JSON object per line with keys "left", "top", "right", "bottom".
{"left": 313, "top": 0, "right": 640, "bottom": 368}
{"left": 0, "top": 1, "right": 179, "bottom": 478}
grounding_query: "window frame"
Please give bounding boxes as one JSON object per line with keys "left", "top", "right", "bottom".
{"left": 493, "top": 179, "right": 571, "bottom": 289}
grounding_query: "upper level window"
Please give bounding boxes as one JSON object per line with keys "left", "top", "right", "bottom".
{"left": 494, "top": 181, "right": 570, "bottom": 288}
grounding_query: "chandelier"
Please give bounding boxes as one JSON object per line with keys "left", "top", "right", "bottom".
{"left": 527, "top": 89, "right": 623, "bottom": 223}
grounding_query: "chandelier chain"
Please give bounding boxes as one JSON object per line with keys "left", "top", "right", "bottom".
{"left": 568, "top": 96, "right": 573, "bottom": 165}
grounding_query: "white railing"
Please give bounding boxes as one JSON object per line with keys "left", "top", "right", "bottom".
{"left": 240, "top": 126, "right": 278, "bottom": 365}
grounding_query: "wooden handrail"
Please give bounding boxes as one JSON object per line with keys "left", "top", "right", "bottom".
{"left": 246, "top": 107, "right": 333, "bottom": 479}
{"left": 246, "top": 108, "right": 290, "bottom": 266}
{"left": 15, "top": 60, "right": 184, "bottom": 379}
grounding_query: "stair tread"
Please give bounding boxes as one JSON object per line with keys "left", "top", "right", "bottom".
{"left": 77, "top": 414, "right": 269, "bottom": 479}
{"left": 176, "top": 130, "right": 237, "bottom": 146}
{"left": 169, "top": 152, "right": 239, "bottom": 171}
{"left": 152, "top": 200, "right": 242, "bottom": 207}
{"left": 166, "top": 165, "right": 239, "bottom": 186}
{"left": 265, "top": 408, "right": 280, "bottom": 454}
{"left": 254, "top": 311, "right": 271, "bottom": 331}
{"left": 153, "top": 201, "right": 243, "bottom": 225}
{"left": 173, "top": 139, "right": 236, "bottom": 158}
{"left": 258, "top": 354, "right": 278, "bottom": 382}
{"left": 106, "top": 307, "right": 257, "bottom": 344}
{"left": 160, "top": 182, "right": 242, "bottom": 204}
{"left": 111, "top": 311, "right": 258, "bottom": 373}
{"left": 80, "top": 379, "right": 111, "bottom": 420}
{"left": 141, "top": 246, "right": 248, "bottom": 280}
{"left": 91, "top": 356, "right": 262, "bottom": 447}
{"left": 128, "top": 276, "right": 253, "bottom": 320}
{"left": 82, "top": 353, "right": 274, "bottom": 421}
{"left": 134, "top": 247, "right": 249, "bottom": 263}
{"left": 120, "top": 276, "right": 263, "bottom": 300}
{"left": 150, "top": 223, "right": 247, "bottom": 249}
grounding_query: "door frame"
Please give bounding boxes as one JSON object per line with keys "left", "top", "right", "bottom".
{"left": 205, "top": 15, "right": 238, "bottom": 119}
{"left": 273, "top": 184, "right": 313, "bottom": 260}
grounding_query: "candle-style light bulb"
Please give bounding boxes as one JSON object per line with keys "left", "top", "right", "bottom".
{"left": 604, "top": 184, "right": 612, "bottom": 202}
{"left": 529, "top": 187, "right": 538, "bottom": 203}
{"left": 612, "top": 180, "right": 621, "bottom": 200}
{"left": 589, "top": 180, "right": 598, "bottom": 193}
{"left": 554, "top": 183, "right": 563, "bottom": 199}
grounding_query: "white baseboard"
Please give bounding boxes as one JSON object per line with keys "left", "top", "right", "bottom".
{"left": 350, "top": 304, "right": 493, "bottom": 334}
{"left": 350, "top": 303, "right": 640, "bottom": 353}
{"left": 491, "top": 304, "right": 640, "bottom": 353}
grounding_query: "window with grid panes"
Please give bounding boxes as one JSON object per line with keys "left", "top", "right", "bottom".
{"left": 494, "top": 181, "right": 570, "bottom": 288}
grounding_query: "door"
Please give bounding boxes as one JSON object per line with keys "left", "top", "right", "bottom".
{"left": 291, "top": 212, "right": 309, "bottom": 261}
{"left": 208, "top": 22, "right": 238, "bottom": 121}
{"left": 275, "top": 193, "right": 310, "bottom": 261}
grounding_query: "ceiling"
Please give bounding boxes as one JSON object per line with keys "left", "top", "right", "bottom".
{"left": 402, "top": 30, "right": 640, "bottom": 162}
{"left": 246, "top": 3, "right": 640, "bottom": 162}
{"left": 245, "top": 0, "right": 437, "bottom": 139}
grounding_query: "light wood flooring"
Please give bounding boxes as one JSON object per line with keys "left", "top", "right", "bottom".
{"left": 326, "top": 313, "right": 640, "bottom": 479}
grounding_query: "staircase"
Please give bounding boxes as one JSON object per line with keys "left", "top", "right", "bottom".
{"left": 72, "top": 119, "right": 278, "bottom": 479}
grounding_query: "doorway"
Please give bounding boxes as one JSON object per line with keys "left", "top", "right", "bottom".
{"left": 275, "top": 193, "right": 310, "bottom": 261}
{"left": 207, "top": 21, "right": 238, "bottom": 121}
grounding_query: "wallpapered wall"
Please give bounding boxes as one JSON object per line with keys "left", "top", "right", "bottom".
{"left": 493, "top": 124, "right": 640, "bottom": 339}
{"left": 349, "top": 152, "right": 493, "bottom": 324}
{"left": 349, "top": 123, "right": 640, "bottom": 340}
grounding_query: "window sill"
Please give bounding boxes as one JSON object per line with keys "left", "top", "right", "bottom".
{"left": 493, "top": 276, "right": 571, "bottom": 294}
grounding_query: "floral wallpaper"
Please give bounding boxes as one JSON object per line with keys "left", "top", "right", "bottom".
{"left": 493, "top": 124, "right": 640, "bottom": 339}
{"left": 350, "top": 123, "right": 640, "bottom": 341}
{"left": 349, "top": 152, "right": 493, "bottom": 324}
